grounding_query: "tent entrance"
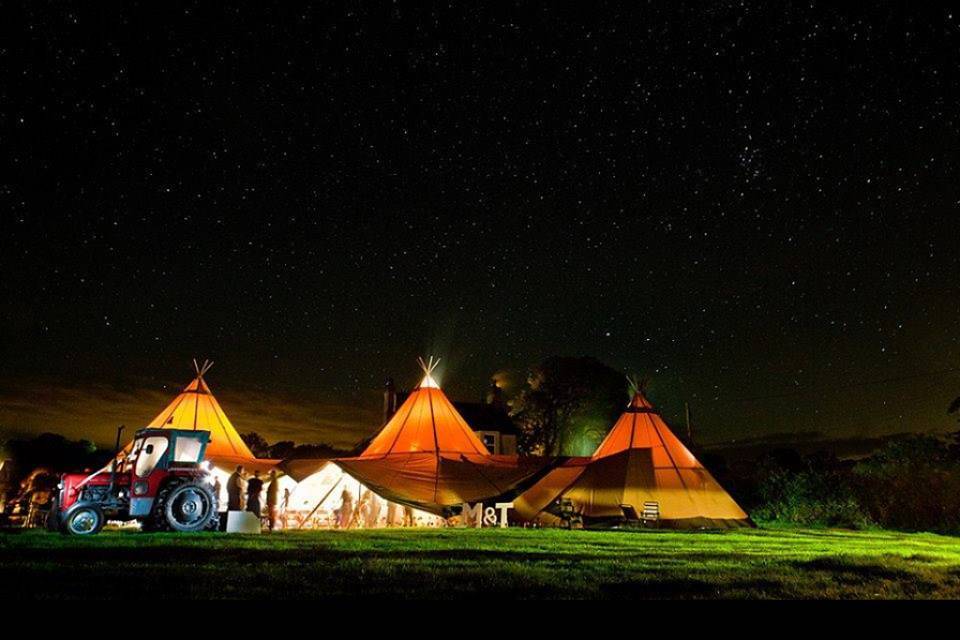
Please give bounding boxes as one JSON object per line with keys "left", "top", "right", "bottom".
{"left": 284, "top": 462, "right": 445, "bottom": 529}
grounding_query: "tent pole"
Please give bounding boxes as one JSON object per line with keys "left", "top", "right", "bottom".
{"left": 297, "top": 475, "right": 343, "bottom": 530}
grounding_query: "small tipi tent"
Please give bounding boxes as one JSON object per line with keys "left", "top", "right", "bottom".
{"left": 513, "top": 381, "right": 752, "bottom": 529}
{"left": 333, "top": 358, "right": 552, "bottom": 515}
{"left": 145, "top": 360, "right": 269, "bottom": 469}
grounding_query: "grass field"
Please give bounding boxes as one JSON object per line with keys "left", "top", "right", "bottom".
{"left": 2, "top": 525, "right": 960, "bottom": 599}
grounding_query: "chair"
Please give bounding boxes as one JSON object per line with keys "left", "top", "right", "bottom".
{"left": 620, "top": 502, "right": 660, "bottom": 528}
{"left": 558, "top": 498, "right": 583, "bottom": 529}
{"left": 641, "top": 501, "right": 660, "bottom": 525}
{"left": 620, "top": 503, "right": 641, "bottom": 526}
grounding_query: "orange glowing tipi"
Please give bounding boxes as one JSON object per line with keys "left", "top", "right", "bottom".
{"left": 513, "top": 378, "right": 752, "bottom": 529}
{"left": 334, "top": 357, "right": 551, "bottom": 514}
{"left": 360, "top": 357, "right": 489, "bottom": 457}
{"left": 146, "top": 360, "right": 256, "bottom": 462}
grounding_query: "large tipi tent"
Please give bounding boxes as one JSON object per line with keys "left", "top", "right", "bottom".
{"left": 330, "top": 358, "right": 553, "bottom": 515}
{"left": 513, "top": 382, "right": 752, "bottom": 529}
{"left": 145, "top": 361, "right": 275, "bottom": 472}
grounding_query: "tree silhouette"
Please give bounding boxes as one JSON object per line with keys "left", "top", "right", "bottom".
{"left": 238, "top": 431, "right": 270, "bottom": 458}
{"left": 511, "top": 356, "right": 626, "bottom": 456}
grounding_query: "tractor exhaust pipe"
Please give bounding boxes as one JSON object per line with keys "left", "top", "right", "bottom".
{"left": 105, "top": 425, "right": 125, "bottom": 499}
{"left": 113, "top": 425, "right": 126, "bottom": 455}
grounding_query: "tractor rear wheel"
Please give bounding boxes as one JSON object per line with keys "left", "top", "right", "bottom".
{"left": 152, "top": 481, "right": 218, "bottom": 533}
{"left": 62, "top": 503, "right": 104, "bottom": 536}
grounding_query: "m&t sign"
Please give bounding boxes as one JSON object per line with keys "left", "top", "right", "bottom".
{"left": 459, "top": 502, "right": 514, "bottom": 528}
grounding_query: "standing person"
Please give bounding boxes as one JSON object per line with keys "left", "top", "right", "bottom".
{"left": 337, "top": 487, "right": 354, "bottom": 529}
{"left": 356, "top": 491, "right": 370, "bottom": 529}
{"left": 0, "top": 462, "right": 11, "bottom": 514}
{"left": 246, "top": 470, "right": 264, "bottom": 519}
{"left": 266, "top": 469, "right": 280, "bottom": 531}
{"left": 363, "top": 490, "right": 381, "bottom": 528}
{"left": 386, "top": 501, "right": 399, "bottom": 527}
{"left": 227, "top": 465, "right": 245, "bottom": 511}
{"left": 281, "top": 487, "right": 292, "bottom": 529}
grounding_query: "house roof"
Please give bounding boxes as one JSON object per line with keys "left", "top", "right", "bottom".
{"left": 453, "top": 401, "right": 520, "bottom": 436}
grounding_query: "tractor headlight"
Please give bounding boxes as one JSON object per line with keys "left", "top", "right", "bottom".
{"left": 133, "top": 481, "right": 149, "bottom": 496}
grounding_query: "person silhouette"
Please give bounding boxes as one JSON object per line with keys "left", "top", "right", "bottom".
{"left": 246, "top": 470, "right": 263, "bottom": 518}
{"left": 266, "top": 469, "right": 280, "bottom": 531}
{"left": 227, "top": 465, "right": 245, "bottom": 511}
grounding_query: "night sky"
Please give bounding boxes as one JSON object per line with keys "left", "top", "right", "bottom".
{"left": 3, "top": 3, "right": 959, "bottom": 449}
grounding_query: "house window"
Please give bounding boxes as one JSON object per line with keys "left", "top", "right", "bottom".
{"left": 479, "top": 432, "right": 498, "bottom": 454}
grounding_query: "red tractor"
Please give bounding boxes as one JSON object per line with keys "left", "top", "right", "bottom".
{"left": 52, "top": 427, "right": 220, "bottom": 535}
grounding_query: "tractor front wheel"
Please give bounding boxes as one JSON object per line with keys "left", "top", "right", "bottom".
{"left": 154, "top": 481, "right": 218, "bottom": 533}
{"left": 62, "top": 503, "right": 104, "bottom": 536}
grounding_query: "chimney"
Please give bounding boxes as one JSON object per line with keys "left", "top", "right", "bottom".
{"left": 383, "top": 377, "right": 397, "bottom": 424}
{"left": 486, "top": 378, "right": 505, "bottom": 411}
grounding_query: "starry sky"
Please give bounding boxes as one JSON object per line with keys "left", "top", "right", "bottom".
{"left": 2, "top": 3, "right": 959, "bottom": 449}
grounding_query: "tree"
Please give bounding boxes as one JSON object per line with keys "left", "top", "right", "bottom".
{"left": 239, "top": 432, "right": 271, "bottom": 458}
{"left": 288, "top": 442, "right": 351, "bottom": 459}
{"left": 1, "top": 433, "right": 110, "bottom": 500}
{"left": 267, "top": 440, "right": 296, "bottom": 460}
{"left": 511, "top": 356, "right": 626, "bottom": 456}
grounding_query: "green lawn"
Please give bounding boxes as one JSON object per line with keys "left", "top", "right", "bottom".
{"left": 2, "top": 526, "right": 960, "bottom": 599}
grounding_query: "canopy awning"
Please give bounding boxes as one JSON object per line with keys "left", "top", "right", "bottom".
{"left": 333, "top": 453, "right": 557, "bottom": 516}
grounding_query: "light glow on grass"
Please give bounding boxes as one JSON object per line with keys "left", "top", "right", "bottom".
{"left": 3, "top": 526, "right": 960, "bottom": 598}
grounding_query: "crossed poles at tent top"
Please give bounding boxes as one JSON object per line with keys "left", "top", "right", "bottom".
{"left": 626, "top": 374, "right": 649, "bottom": 396}
{"left": 193, "top": 358, "right": 214, "bottom": 379}
{"left": 417, "top": 356, "right": 440, "bottom": 379}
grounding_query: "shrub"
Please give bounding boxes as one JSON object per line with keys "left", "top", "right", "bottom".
{"left": 753, "top": 465, "right": 873, "bottom": 529}
{"left": 853, "top": 436, "right": 960, "bottom": 533}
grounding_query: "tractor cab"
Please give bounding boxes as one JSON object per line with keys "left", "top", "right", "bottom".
{"left": 126, "top": 428, "right": 210, "bottom": 476}
{"left": 120, "top": 429, "right": 212, "bottom": 519}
